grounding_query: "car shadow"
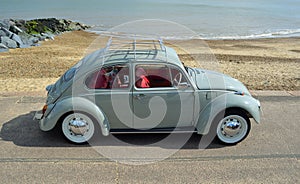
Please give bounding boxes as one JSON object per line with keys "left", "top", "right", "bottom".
{"left": 0, "top": 111, "right": 226, "bottom": 149}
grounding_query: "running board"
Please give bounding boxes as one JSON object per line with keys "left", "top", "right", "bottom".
{"left": 110, "top": 127, "right": 197, "bottom": 134}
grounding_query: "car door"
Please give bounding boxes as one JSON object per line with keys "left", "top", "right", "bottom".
{"left": 85, "top": 63, "right": 134, "bottom": 129}
{"left": 133, "top": 63, "right": 195, "bottom": 130}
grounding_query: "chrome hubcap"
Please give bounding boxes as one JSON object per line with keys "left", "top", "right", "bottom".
{"left": 62, "top": 113, "right": 95, "bottom": 143}
{"left": 217, "top": 114, "right": 248, "bottom": 144}
{"left": 69, "top": 118, "right": 89, "bottom": 136}
{"left": 221, "top": 119, "right": 241, "bottom": 137}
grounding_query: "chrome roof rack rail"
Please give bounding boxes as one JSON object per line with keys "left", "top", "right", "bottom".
{"left": 99, "top": 33, "right": 168, "bottom": 63}
{"left": 133, "top": 36, "right": 136, "bottom": 59}
{"left": 158, "top": 38, "right": 168, "bottom": 62}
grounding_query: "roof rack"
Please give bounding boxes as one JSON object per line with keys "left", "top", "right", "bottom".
{"left": 98, "top": 34, "right": 168, "bottom": 63}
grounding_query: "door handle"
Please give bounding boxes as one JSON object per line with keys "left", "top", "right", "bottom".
{"left": 134, "top": 94, "right": 146, "bottom": 100}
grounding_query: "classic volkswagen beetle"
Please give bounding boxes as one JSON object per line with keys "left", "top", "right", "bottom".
{"left": 34, "top": 37, "right": 261, "bottom": 145}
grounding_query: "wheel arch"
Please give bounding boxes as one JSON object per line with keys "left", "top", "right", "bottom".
{"left": 196, "top": 93, "right": 260, "bottom": 135}
{"left": 57, "top": 110, "right": 98, "bottom": 127}
{"left": 42, "top": 97, "right": 110, "bottom": 136}
{"left": 214, "top": 107, "right": 251, "bottom": 144}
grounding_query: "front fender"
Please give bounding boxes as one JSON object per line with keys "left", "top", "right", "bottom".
{"left": 40, "top": 97, "right": 110, "bottom": 136}
{"left": 196, "top": 93, "right": 261, "bottom": 135}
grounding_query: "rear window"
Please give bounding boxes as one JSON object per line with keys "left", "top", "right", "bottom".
{"left": 63, "top": 67, "right": 76, "bottom": 82}
{"left": 62, "top": 59, "right": 85, "bottom": 82}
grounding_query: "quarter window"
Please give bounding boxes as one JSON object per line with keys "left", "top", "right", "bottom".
{"left": 86, "top": 65, "right": 130, "bottom": 89}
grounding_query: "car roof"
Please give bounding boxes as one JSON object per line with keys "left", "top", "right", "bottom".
{"left": 81, "top": 37, "right": 184, "bottom": 70}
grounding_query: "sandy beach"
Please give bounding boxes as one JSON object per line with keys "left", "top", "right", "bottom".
{"left": 0, "top": 31, "right": 299, "bottom": 93}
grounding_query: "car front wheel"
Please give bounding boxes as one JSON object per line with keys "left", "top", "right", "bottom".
{"left": 61, "top": 112, "right": 95, "bottom": 144}
{"left": 215, "top": 110, "right": 251, "bottom": 145}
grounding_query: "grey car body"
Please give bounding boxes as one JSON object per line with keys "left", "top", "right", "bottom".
{"left": 35, "top": 38, "right": 261, "bottom": 144}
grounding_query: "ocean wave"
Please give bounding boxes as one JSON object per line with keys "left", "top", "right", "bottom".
{"left": 204, "top": 29, "right": 300, "bottom": 40}
{"left": 89, "top": 28, "right": 300, "bottom": 40}
{"left": 88, "top": 30, "right": 200, "bottom": 40}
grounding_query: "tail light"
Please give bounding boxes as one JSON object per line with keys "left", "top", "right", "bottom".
{"left": 42, "top": 105, "right": 48, "bottom": 115}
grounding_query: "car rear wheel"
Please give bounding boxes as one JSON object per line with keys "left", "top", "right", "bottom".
{"left": 61, "top": 112, "right": 95, "bottom": 144}
{"left": 215, "top": 110, "right": 251, "bottom": 145}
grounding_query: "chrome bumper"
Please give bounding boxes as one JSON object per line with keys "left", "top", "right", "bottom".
{"left": 33, "top": 110, "right": 43, "bottom": 120}
{"left": 257, "top": 99, "right": 263, "bottom": 117}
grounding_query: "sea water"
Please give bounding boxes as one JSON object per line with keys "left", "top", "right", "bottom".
{"left": 1, "top": 0, "right": 300, "bottom": 39}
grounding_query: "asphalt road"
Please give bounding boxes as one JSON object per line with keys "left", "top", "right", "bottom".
{"left": 0, "top": 94, "right": 299, "bottom": 183}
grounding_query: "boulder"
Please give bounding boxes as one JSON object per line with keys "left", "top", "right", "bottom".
{"left": 28, "top": 36, "right": 40, "bottom": 46}
{"left": 0, "top": 30, "right": 6, "bottom": 37}
{"left": 13, "top": 19, "right": 27, "bottom": 32}
{"left": 0, "top": 27, "right": 13, "bottom": 37}
{"left": 1, "top": 36, "right": 17, "bottom": 48}
{"left": 0, "top": 43, "right": 8, "bottom": 49}
{"left": 68, "top": 22, "right": 83, "bottom": 31}
{"left": 41, "top": 32, "right": 55, "bottom": 40}
{"left": 59, "top": 19, "right": 90, "bottom": 32}
{"left": 10, "top": 33, "right": 24, "bottom": 47}
{"left": 0, "top": 18, "right": 90, "bottom": 50}
{"left": 29, "top": 18, "right": 67, "bottom": 33}
{"left": 0, "top": 42, "right": 9, "bottom": 52}
{"left": 0, "top": 27, "right": 24, "bottom": 47}
{"left": 18, "top": 32, "right": 39, "bottom": 46}
{"left": 33, "top": 34, "right": 46, "bottom": 41}
{"left": 10, "top": 25, "right": 23, "bottom": 33}
{"left": 0, "top": 20, "right": 10, "bottom": 29}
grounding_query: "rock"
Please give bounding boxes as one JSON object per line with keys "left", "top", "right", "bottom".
{"left": 0, "top": 20, "right": 10, "bottom": 29}
{"left": 0, "top": 18, "right": 90, "bottom": 50}
{"left": 10, "top": 25, "right": 23, "bottom": 33}
{"left": 0, "top": 26, "right": 24, "bottom": 47}
{"left": 24, "top": 20, "right": 51, "bottom": 35}
{"left": 18, "top": 32, "right": 39, "bottom": 46}
{"left": 0, "top": 43, "right": 8, "bottom": 49}
{"left": 10, "top": 33, "right": 24, "bottom": 47}
{"left": 58, "top": 19, "right": 90, "bottom": 32}
{"left": 0, "top": 48, "right": 8, "bottom": 52}
{"left": 13, "top": 19, "right": 27, "bottom": 32}
{"left": 0, "top": 27, "right": 13, "bottom": 37}
{"left": 41, "top": 32, "right": 55, "bottom": 40}
{"left": 33, "top": 34, "right": 46, "bottom": 41}
{"left": 1, "top": 36, "right": 17, "bottom": 48}
{"left": 0, "top": 42, "right": 9, "bottom": 52}
{"left": 68, "top": 22, "right": 83, "bottom": 31}
{"left": 0, "top": 30, "right": 6, "bottom": 37}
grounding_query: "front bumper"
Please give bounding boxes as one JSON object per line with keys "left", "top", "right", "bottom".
{"left": 256, "top": 99, "right": 263, "bottom": 119}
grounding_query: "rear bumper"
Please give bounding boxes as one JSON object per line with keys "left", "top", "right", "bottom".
{"left": 33, "top": 110, "right": 43, "bottom": 120}
{"left": 33, "top": 110, "right": 54, "bottom": 131}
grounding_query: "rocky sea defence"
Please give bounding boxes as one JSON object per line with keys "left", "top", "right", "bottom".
{"left": 0, "top": 18, "right": 90, "bottom": 52}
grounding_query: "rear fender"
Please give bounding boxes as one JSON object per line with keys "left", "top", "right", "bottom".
{"left": 42, "top": 97, "right": 110, "bottom": 136}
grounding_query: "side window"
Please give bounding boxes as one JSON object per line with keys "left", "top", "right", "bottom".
{"left": 86, "top": 64, "right": 130, "bottom": 89}
{"left": 135, "top": 64, "right": 172, "bottom": 88}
